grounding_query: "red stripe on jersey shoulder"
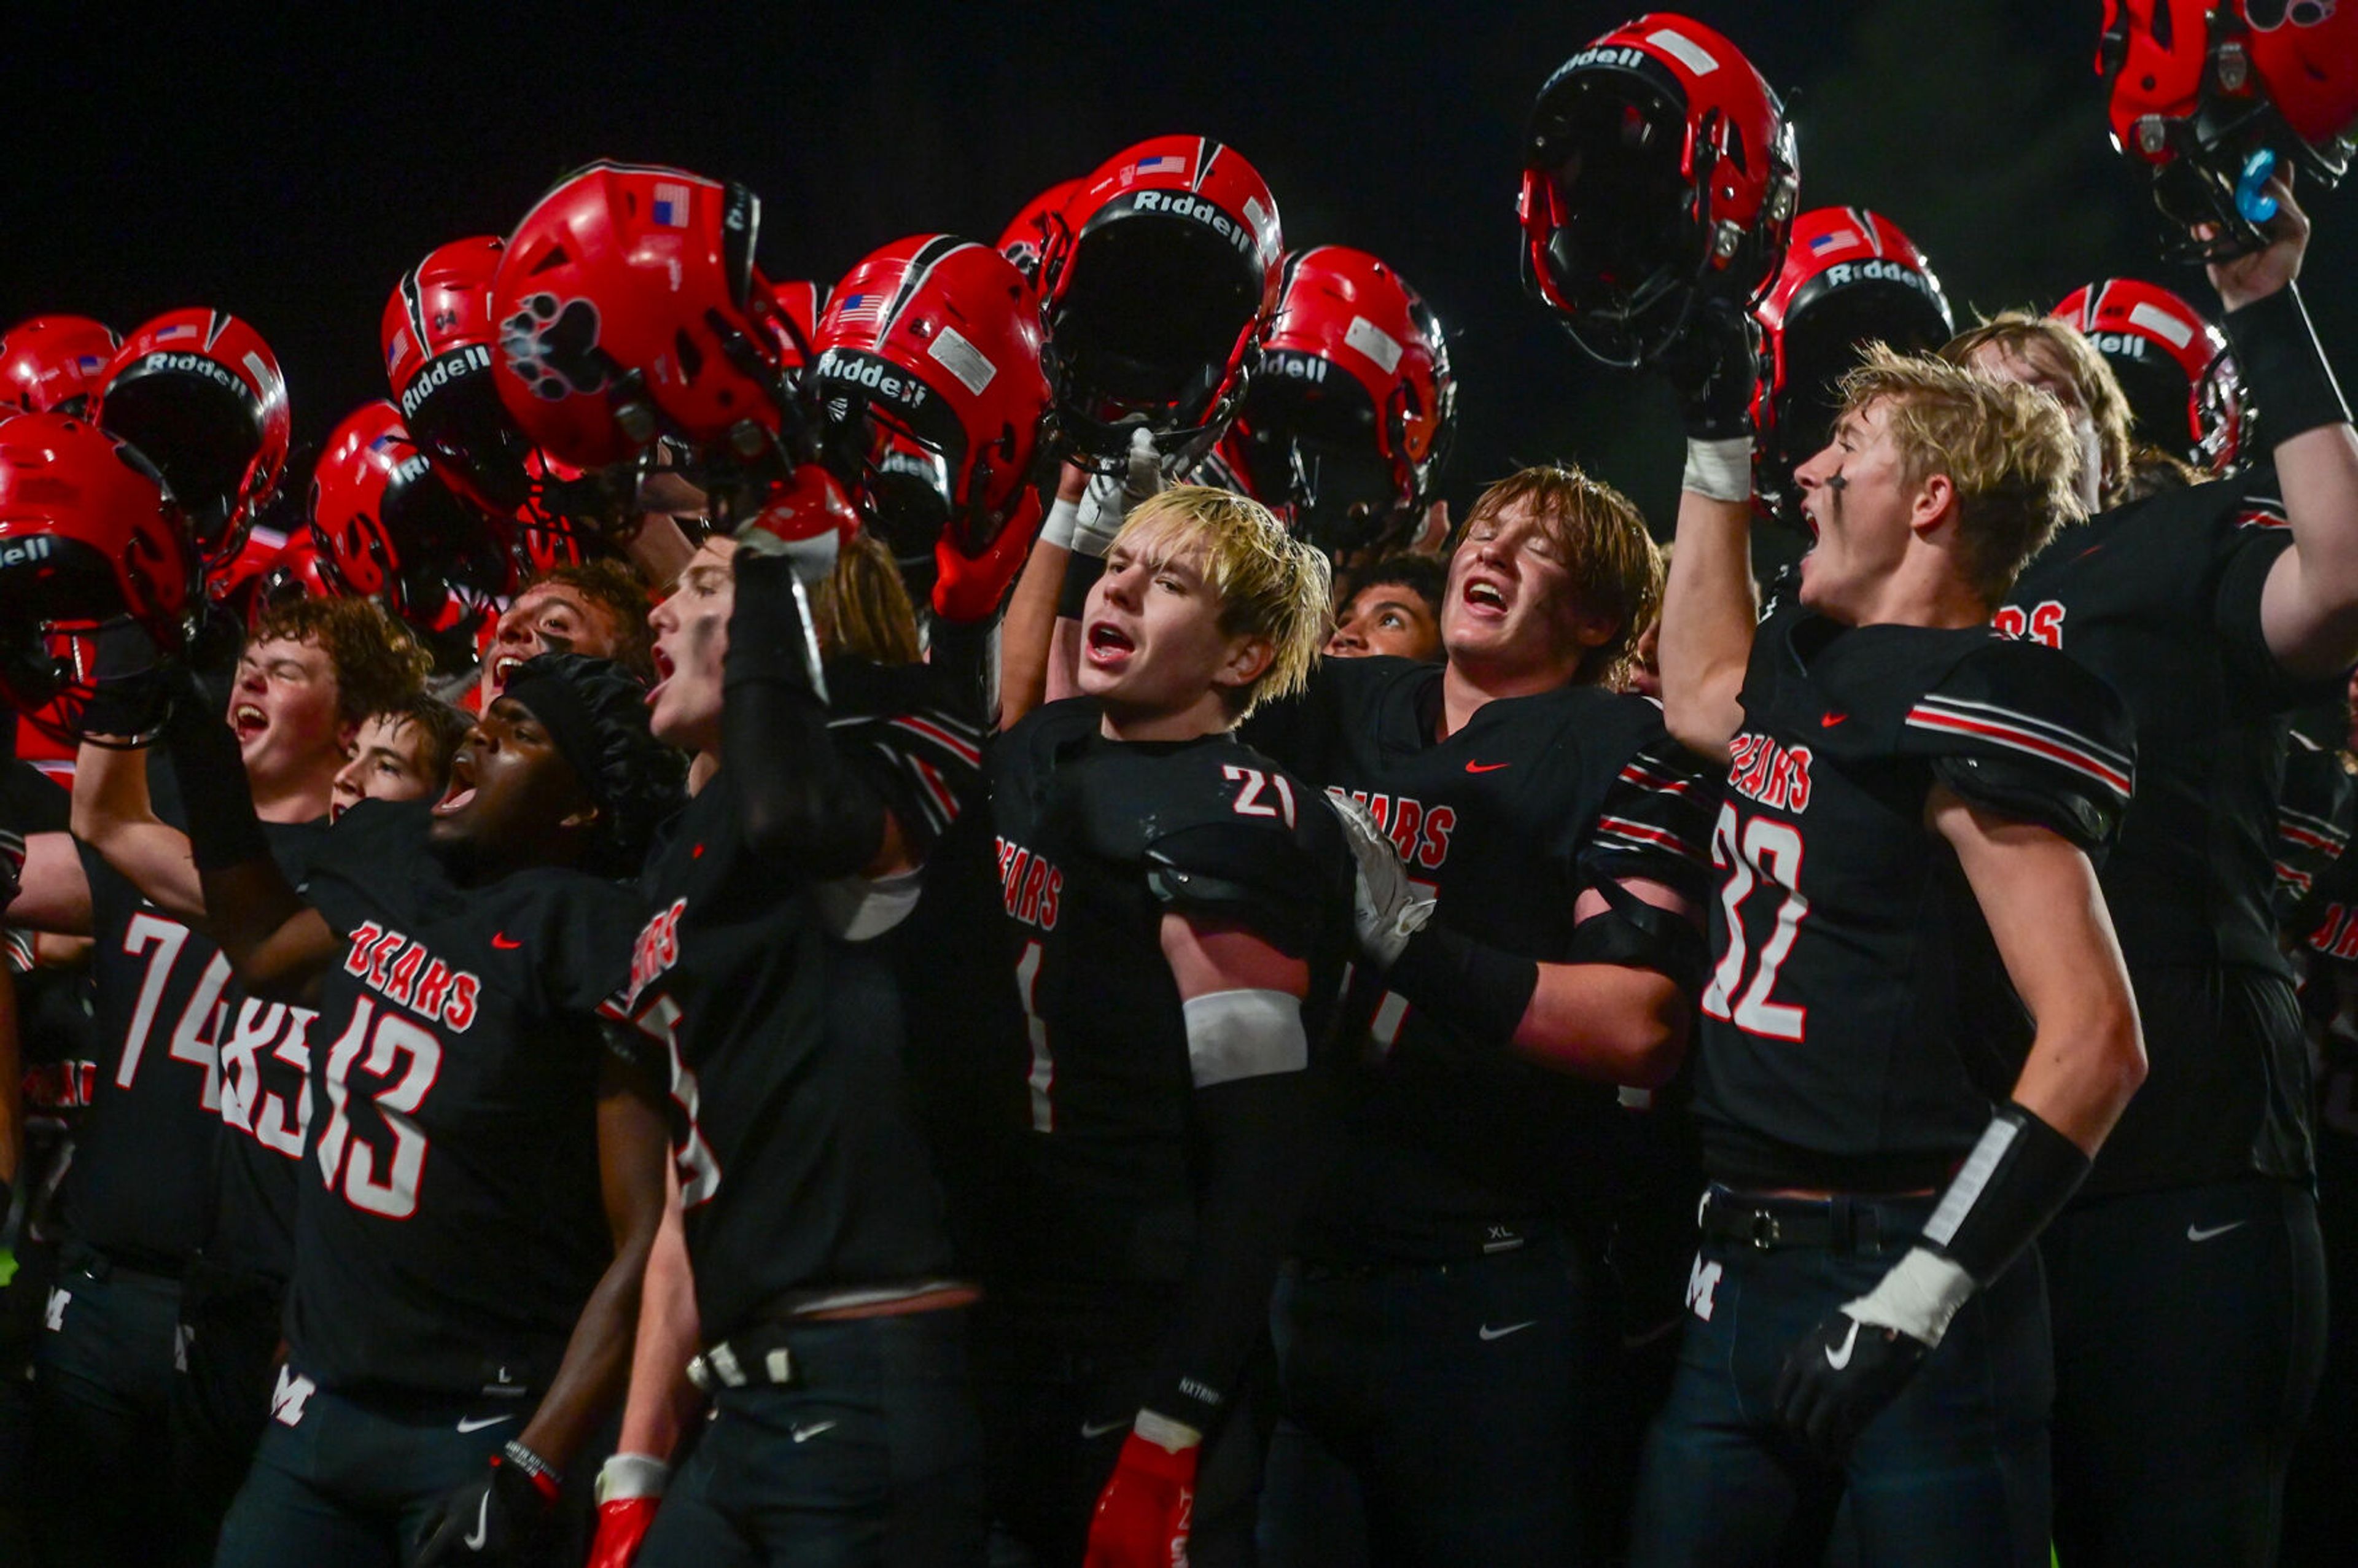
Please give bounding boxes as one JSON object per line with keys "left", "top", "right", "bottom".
{"left": 889, "top": 713, "right": 983, "bottom": 767}
{"left": 1904, "top": 702, "right": 2132, "bottom": 798}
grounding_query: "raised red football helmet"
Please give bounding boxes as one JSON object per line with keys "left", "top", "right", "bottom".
{"left": 1753, "top": 208, "right": 1953, "bottom": 521}
{"left": 491, "top": 160, "right": 791, "bottom": 475}
{"left": 809, "top": 235, "right": 1053, "bottom": 580}
{"left": 87, "top": 309, "right": 290, "bottom": 567}
{"left": 252, "top": 528, "right": 342, "bottom": 622}
{"left": 1226, "top": 246, "right": 1457, "bottom": 557}
{"left": 1036, "top": 136, "right": 1283, "bottom": 469}
{"left": 2101, "top": 1, "right": 2357, "bottom": 256}
{"left": 308, "top": 402, "right": 508, "bottom": 624}
{"left": 998, "top": 177, "right": 1080, "bottom": 284}
{"left": 2053, "top": 278, "right": 2244, "bottom": 473}
{"left": 1520, "top": 13, "right": 1800, "bottom": 367}
{"left": 0, "top": 413, "right": 201, "bottom": 743}
{"left": 0, "top": 316, "right": 122, "bottom": 416}
{"left": 383, "top": 235, "right": 542, "bottom": 515}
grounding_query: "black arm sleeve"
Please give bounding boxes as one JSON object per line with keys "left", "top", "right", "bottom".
{"left": 1148, "top": 1065, "right": 1331, "bottom": 1437}
{"left": 161, "top": 681, "right": 271, "bottom": 872}
{"left": 720, "top": 555, "right": 890, "bottom": 879}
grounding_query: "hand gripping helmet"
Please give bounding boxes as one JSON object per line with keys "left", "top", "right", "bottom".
{"left": 491, "top": 160, "right": 792, "bottom": 475}
{"left": 1227, "top": 246, "right": 1457, "bottom": 558}
{"left": 1520, "top": 14, "right": 1800, "bottom": 367}
{"left": 997, "top": 177, "right": 1081, "bottom": 284}
{"left": 0, "top": 413, "right": 201, "bottom": 744}
{"left": 88, "top": 309, "right": 290, "bottom": 567}
{"left": 809, "top": 235, "right": 1053, "bottom": 581}
{"left": 1036, "top": 136, "right": 1284, "bottom": 470}
{"left": 1753, "top": 208, "right": 1953, "bottom": 521}
{"left": 0, "top": 316, "right": 122, "bottom": 416}
{"left": 309, "top": 402, "right": 510, "bottom": 624}
{"left": 2101, "top": 1, "right": 2358, "bottom": 257}
{"left": 2052, "top": 278, "right": 2244, "bottom": 472}
{"left": 383, "top": 235, "right": 542, "bottom": 514}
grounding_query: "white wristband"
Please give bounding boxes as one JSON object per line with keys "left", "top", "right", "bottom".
{"left": 594, "top": 1451, "right": 670, "bottom": 1504}
{"left": 1038, "top": 495, "right": 1083, "bottom": 553}
{"left": 1683, "top": 436, "right": 1754, "bottom": 504}
{"left": 1843, "top": 1245, "right": 1977, "bottom": 1349}
{"left": 1133, "top": 1408, "right": 1204, "bottom": 1453}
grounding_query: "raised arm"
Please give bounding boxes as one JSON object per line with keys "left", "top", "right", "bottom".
{"left": 70, "top": 739, "right": 203, "bottom": 923}
{"left": 2225, "top": 182, "right": 2358, "bottom": 680}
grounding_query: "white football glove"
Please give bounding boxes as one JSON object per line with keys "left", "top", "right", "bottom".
{"left": 1328, "top": 793, "right": 1434, "bottom": 969}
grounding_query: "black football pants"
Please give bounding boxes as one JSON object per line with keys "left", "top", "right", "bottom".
{"left": 167, "top": 1261, "right": 286, "bottom": 1559}
{"left": 2282, "top": 1053, "right": 2358, "bottom": 1567}
{"left": 1258, "top": 1228, "right": 1613, "bottom": 1568}
{"left": 28, "top": 1240, "right": 196, "bottom": 1567}
{"left": 211, "top": 1368, "right": 537, "bottom": 1567}
{"left": 1629, "top": 1193, "right": 2053, "bottom": 1568}
{"left": 2045, "top": 1176, "right": 2325, "bottom": 1568}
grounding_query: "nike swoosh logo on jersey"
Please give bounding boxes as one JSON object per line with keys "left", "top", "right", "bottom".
{"left": 491, "top": 933, "right": 521, "bottom": 950}
{"left": 792, "top": 1421, "right": 837, "bottom": 1443}
{"left": 1821, "top": 712, "right": 1848, "bottom": 727}
{"left": 1465, "top": 760, "right": 1512, "bottom": 774}
{"left": 456, "top": 1413, "right": 515, "bottom": 1434}
{"left": 1478, "top": 1320, "right": 1536, "bottom": 1341}
{"left": 1824, "top": 1318, "right": 1862, "bottom": 1370}
{"left": 2187, "top": 1220, "right": 2249, "bottom": 1243}
{"left": 1080, "top": 1418, "right": 1130, "bottom": 1439}
{"left": 465, "top": 1491, "right": 491, "bottom": 1551}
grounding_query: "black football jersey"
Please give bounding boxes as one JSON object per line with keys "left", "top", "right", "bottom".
{"left": 985, "top": 699, "right": 1356, "bottom": 1285}
{"left": 59, "top": 815, "right": 326, "bottom": 1272}
{"left": 2273, "top": 728, "right": 2352, "bottom": 922}
{"left": 1692, "top": 608, "right": 2136, "bottom": 1193}
{"left": 1241, "top": 656, "right": 1717, "bottom": 1259}
{"left": 2004, "top": 467, "right": 2332, "bottom": 1190}
{"left": 604, "top": 658, "right": 984, "bottom": 1338}
{"left": 283, "top": 799, "right": 636, "bottom": 1400}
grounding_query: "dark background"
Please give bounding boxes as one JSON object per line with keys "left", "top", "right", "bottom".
{"left": 10, "top": 0, "right": 2352, "bottom": 534}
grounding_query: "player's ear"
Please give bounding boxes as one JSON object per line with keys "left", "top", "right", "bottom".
{"left": 1911, "top": 472, "right": 1957, "bottom": 537}
{"left": 558, "top": 802, "right": 602, "bottom": 834}
{"left": 1215, "top": 632, "right": 1276, "bottom": 694}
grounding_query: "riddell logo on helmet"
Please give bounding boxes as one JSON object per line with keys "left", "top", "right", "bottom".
{"left": 399, "top": 344, "right": 493, "bottom": 419}
{"left": 814, "top": 349, "right": 932, "bottom": 411}
{"left": 391, "top": 452, "right": 436, "bottom": 489}
{"left": 1128, "top": 191, "right": 1255, "bottom": 258}
{"left": 0, "top": 535, "right": 55, "bottom": 570}
{"left": 142, "top": 351, "right": 247, "bottom": 397}
{"left": 1818, "top": 259, "right": 1936, "bottom": 298}
{"left": 2085, "top": 331, "right": 2152, "bottom": 362}
{"left": 1548, "top": 44, "right": 1649, "bottom": 90}
{"left": 1262, "top": 351, "right": 1329, "bottom": 384}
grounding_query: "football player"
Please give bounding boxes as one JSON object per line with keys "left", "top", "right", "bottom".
{"left": 7, "top": 595, "right": 430, "bottom": 1566}
{"left": 593, "top": 532, "right": 995, "bottom": 1565}
{"left": 1944, "top": 177, "right": 2358, "bottom": 1567}
{"left": 330, "top": 694, "right": 474, "bottom": 823}
{"left": 1322, "top": 554, "right": 1444, "bottom": 662}
{"left": 477, "top": 559, "right": 652, "bottom": 713}
{"left": 1640, "top": 339, "right": 2146, "bottom": 1564}
{"left": 1239, "top": 466, "right": 1713, "bottom": 1567}
{"left": 106, "top": 651, "right": 680, "bottom": 1566}
{"left": 975, "top": 485, "right": 1351, "bottom": 1568}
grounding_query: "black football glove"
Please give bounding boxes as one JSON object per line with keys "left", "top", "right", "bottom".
{"left": 1770, "top": 1306, "right": 1931, "bottom": 1462}
{"left": 1655, "top": 294, "right": 1761, "bottom": 441}
{"left": 408, "top": 1443, "right": 559, "bottom": 1567}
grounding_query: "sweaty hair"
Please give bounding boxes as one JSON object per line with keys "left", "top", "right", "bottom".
{"left": 1341, "top": 553, "right": 1446, "bottom": 621}
{"left": 1113, "top": 485, "right": 1332, "bottom": 720}
{"left": 1939, "top": 311, "right": 2133, "bottom": 509}
{"left": 502, "top": 651, "right": 685, "bottom": 877}
{"left": 1453, "top": 464, "right": 1662, "bottom": 688}
{"left": 369, "top": 692, "right": 473, "bottom": 794}
{"left": 1835, "top": 343, "right": 2088, "bottom": 605}
{"left": 536, "top": 557, "right": 656, "bottom": 682}
{"left": 815, "top": 532, "right": 921, "bottom": 666}
{"left": 249, "top": 596, "right": 432, "bottom": 728}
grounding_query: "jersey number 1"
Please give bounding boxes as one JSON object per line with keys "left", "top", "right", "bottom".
{"left": 1701, "top": 803, "right": 1810, "bottom": 1041}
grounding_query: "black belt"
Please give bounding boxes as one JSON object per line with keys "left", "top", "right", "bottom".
{"left": 1697, "top": 1189, "right": 1931, "bottom": 1255}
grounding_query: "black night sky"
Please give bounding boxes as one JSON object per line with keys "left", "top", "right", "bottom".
{"left": 11, "top": 0, "right": 2354, "bottom": 533}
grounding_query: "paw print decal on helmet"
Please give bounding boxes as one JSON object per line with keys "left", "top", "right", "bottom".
{"left": 499, "top": 295, "right": 607, "bottom": 402}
